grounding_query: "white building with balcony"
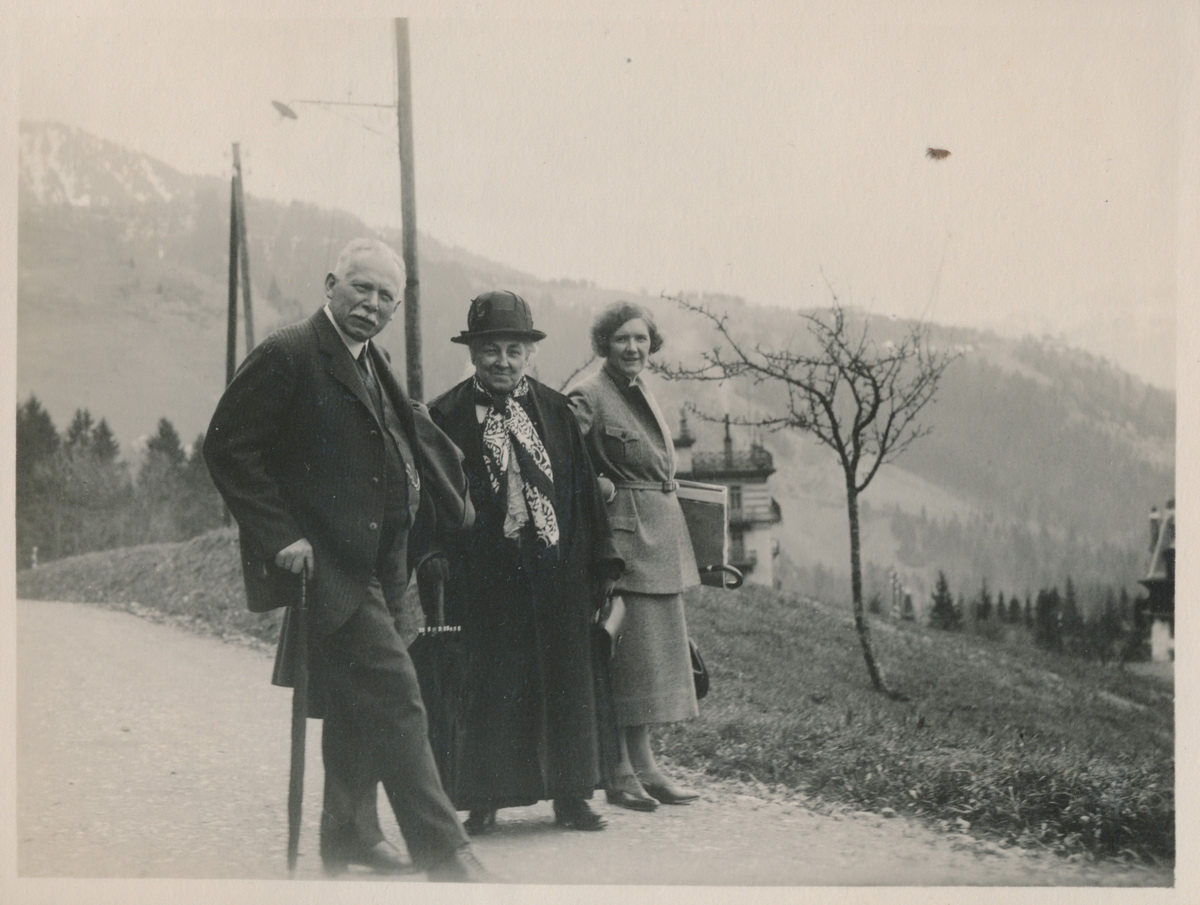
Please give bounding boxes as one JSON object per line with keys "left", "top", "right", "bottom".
{"left": 675, "top": 413, "right": 782, "bottom": 587}
{"left": 1139, "top": 499, "right": 1175, "bottom": 662}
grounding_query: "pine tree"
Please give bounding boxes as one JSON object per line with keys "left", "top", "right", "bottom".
{"left": 65, "top": 409, "right": 95, "bottom": 452}
{"left": 16, "top": 396, "right": 63, "bottom": 563}
{"left": 974, "top": 577, "right": 993, "bottom": 622}
{"left": 1035, "top": 587, "right": 1064, "bottom": 652}
{"left": 91, "top": 419, "right": 120, "bottom": 463}
{"left": 16, "top": 396, "right": 60, "bottom": 473}
{"left": 929, "top": 572, "right": 960, "bottom": 630}
{"left": 1008, "top": 595, "right": 1022, "bottom": 625}
{"left": 1061, "top": 577, "right": 1084, "bottom": 654}
{"left": 61, "top": 413, "right": 132, "bottom": 556}
{"left": 144, "top": 417, "right": 186, "bottom": 470}
{"left": 135, "top": 417, "right": 189, "bottom": 542}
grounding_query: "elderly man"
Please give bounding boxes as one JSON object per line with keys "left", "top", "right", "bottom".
{"left": 427, "top": 290, "right": 623, "bottom": 834}
{"left": 204, "top": 238, "right": 487, "bottom": 881}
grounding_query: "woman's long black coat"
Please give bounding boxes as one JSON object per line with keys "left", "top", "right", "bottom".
{"left": 428, "top": 377, "right": 622, "bottom": 810}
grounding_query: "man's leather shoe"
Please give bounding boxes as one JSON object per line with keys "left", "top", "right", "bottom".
{"left": 322, "top": 839, "right": 409, "bottom": 875}
{"left": 553, "top": 798, "right": 607, "bottom": 831}
{"left": 638, "top": 773, "right": 700, "bottom": 805}
{"left": 464, "top": 808, "right": 497, "bottom": 836}
{"left": 426, "top": 845, "right": 492, "bottom": 882}
{"left": 605, "top": 772, "right": 658, "bottom": 811}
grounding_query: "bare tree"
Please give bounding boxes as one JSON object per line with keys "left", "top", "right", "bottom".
{"left": 658, "top": 290, "right": 959, "bottom": 696}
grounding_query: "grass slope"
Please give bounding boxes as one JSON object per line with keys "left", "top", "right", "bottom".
{"left": 17, "top": 530, "right": 1174, "bottom": 864}
{"left": 676, "top": 583, "right": 1173, "bottom": 864}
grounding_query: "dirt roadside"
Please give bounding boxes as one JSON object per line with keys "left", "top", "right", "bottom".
{"left": 15, "top": 598, "right": 1171, "bottom": 887}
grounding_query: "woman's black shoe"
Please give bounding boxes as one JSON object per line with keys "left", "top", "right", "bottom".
{"left": 464, "top": 808, "right": 497, "bottom": 836}
{"left": 605, "top": 773, "right": 658, "bottom": 811}
{"left": 553, "top": 798, "right": 607, "bottom": 831}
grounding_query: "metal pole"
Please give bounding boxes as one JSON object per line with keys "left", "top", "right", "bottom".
{"left": 395, "top": 18, "right": 422, "bottom": 401}
{"left": 232, "top": 144, "right": 255, "bottom": 352}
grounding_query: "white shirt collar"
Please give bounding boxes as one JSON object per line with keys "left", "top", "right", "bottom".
{"left": 323, "top": 305, "right": 368, "bottom": 360}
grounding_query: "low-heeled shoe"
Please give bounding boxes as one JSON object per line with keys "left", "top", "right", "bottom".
{"left": 638, "top": 775, "right": 700, "bottom": 805}
{"left": 605, "top": 774, "right": 658, "bottom": 811}
{"left": 464, "top": 808, "right": 497, "bottom": 836}
{"left": 553, "top": 799, "right": 607, "bottom": 831}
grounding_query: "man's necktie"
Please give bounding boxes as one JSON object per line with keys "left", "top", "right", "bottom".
{"left": 357, "top": 348, "right": 419, "bottom": 493}
{"left": 357, "top": 348, "right": 378, "bottom": 397}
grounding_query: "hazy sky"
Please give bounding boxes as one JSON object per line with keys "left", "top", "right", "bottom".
{"left": 13, "top": 2, "right": 1193, "bottom": 384}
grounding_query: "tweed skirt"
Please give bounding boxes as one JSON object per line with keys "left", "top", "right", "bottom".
{"left": 610, "top": 591, "right": 699, "bottom": 726}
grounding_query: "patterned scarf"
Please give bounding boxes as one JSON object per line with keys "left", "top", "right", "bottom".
{"left": 474, "top": 376, "right": 560, "bottom": 551}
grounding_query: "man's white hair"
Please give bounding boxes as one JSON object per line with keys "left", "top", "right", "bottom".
{"left": 332, "top": 238, "right": 405, "bottom": 281}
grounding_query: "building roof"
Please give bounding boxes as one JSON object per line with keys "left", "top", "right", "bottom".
{"left": 675, "top": 413, "right": 776, "bottom": 478}
{"left": 689, "top": 446, "right": 775, "bottom": 478}
{"left": 675, "top": 409, "right": 696, "bottom": 449}
{"left": 1144, "top": 502, "right": 1175, "bottom": 584}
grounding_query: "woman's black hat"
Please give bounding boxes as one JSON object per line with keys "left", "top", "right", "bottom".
{"left": 451, "top": 290, "right": 547, "bottom": 344}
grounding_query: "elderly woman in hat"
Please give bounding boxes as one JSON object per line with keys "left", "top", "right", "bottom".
{"left": 567, "top": 301, "right": 701, "bottom": 811}
{"left": 426, "top": 290, "right": 623, "bottom": 835}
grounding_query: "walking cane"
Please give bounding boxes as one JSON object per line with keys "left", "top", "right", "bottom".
{"left": 286, "top": 567, "right": 310, "bottom": 875}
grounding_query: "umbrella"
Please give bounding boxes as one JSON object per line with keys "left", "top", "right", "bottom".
{"left": 409, "top": 625, "right": 464, "bottom": 797}
{"left": 408, "top": 558, "right": 464, "bottom": 798}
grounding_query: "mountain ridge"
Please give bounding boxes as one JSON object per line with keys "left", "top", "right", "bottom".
{"left": 16, "top": 121, "right": 1175, "bottom": 600}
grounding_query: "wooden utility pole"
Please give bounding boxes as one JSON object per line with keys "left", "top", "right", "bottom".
{"left": 395, "top": 18, "right": 422, "bottom": 401}
{"left": 232, "top": 143, "right": 255, "bottom": 353}
{"left": 226, "top": 172, "right": 239, "bottom": 388}
{"left": 225, "top": 142, "right": 257, "bottom": 526}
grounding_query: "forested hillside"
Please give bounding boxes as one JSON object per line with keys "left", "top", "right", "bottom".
{"left": 17, "top": 122, "right": 1174, "bottom": 609}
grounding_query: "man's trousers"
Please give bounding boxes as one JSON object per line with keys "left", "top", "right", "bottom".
{"left": 316, "top": 580, "right": 467, "bottom": 868}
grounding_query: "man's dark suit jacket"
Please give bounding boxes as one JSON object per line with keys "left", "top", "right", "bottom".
{"left": 205, "top": 308, "right": 472, "bottom": 638}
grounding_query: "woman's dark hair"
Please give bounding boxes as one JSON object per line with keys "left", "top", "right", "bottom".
{"left": 590, "top": 301, "right": 665, "bottom": 357}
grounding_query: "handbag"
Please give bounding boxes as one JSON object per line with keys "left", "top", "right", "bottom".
{"left": 689, "top": 638, "right": 709, "bottom": 700}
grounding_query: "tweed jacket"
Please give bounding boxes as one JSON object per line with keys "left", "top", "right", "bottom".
{"left": 568, "top": 364, "right": 699, "bottom": 595}
{"left": 205, "top": 308, "right": 472, "bottom": 637}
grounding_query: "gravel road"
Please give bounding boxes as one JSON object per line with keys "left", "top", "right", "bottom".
{"left": 16, "top": 598, "right": 1171, "bottom": 888}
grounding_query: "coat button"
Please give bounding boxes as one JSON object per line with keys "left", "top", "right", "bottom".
{"left": 369, "top": 521, "right": 379, "bottom": 531}
{"left": 372, "top": 476, "right": 380, "bottom": 484}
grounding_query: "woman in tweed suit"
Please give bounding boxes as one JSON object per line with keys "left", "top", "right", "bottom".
{"left": 568, "top": 301, "right": 701, "bottom": 810}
